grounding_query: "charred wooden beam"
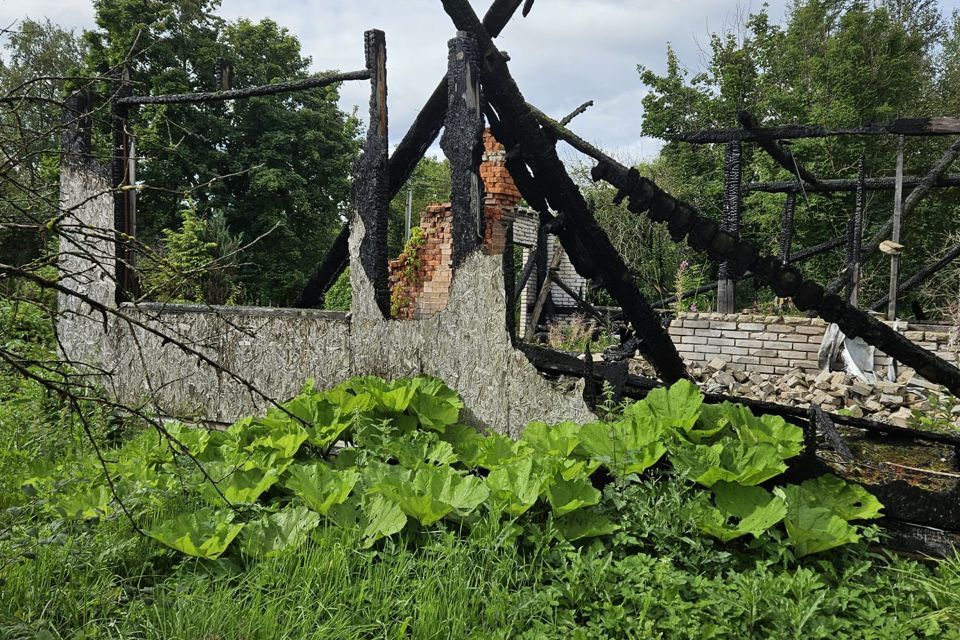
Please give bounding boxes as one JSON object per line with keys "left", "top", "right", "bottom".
{"left": 717, "top": 140, "right": 742, "bottom": 312}
{"left": 503, "top": 221, "right": 516, "bottom": 341}
{"left": 116, "top": 70, "right": 370, "bottom": 106}
{"left": 827, "top": 135, "right": 960, "bottom": 296}
{"left": 846, "top": 154, "right": 866, "bottom": 305}
{"left": 778, "top": 192, "right": 797, "bottom": 263}
{"left": 529, "top": 110, "right": 960, "bottom": 395}
{"left": 559, "top": 100, "right": 594, "bottom": 126}
{"left": 667, "top": 117, "right": 960, "bottom": 144}
{"left": 388, "top": 0, "right": 526, "bottom": 194}
{"left": 355, "top": 30, "right": 391, "bottom": 318}
{"left": 441, "top": 32, "right": 484, "bottom": 267}
{"left": 738, "top": 111, "right": 820, "bottom": 185}
{"left": 868, "top": 241, "right": 960, "bottom": 312}
{"left": 745, "top": 173, "right": 960, "bottom": 193}
{"left": 61, "top": 91, "right": 93, "bottom": 165}
{"left": 296, "top": 0, "right": 526, "bottom": 308}
{"left": 441, "top": 0, "right": 689, "bottom": 383}
{"left": 111, "top": 68, "right": 138, "bottom": 303}
{"left": 292, "top": 225, "right": 349, "bottom": 308}
{"left": 810, "top": 404, "right": 855, "bottom": 462}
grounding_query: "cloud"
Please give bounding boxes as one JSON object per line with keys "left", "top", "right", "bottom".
{"left": 6, "top": 0, "right": 959, "bottom": 161}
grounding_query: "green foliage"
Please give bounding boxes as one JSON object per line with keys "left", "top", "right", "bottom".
{"left": 83, "top": 1, "right": 361, "bottom": 305}
{"left": 239, "top": 504, "right": 320, "bottom": 558}
{"left": 637, "top": 1, "right": 960, "bottom": 315}
{"left": 23, "top": 376, "right": 883, "bottom": 564}
{"left": 141, "top": 204, "right": 245, "bottom": 304}
{"left": 323, "top": 267, "right": 352, "bottom": 311}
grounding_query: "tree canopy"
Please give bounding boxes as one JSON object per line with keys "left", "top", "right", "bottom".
{"left": 83, "top": 0, "right": 361, "bottom": 305}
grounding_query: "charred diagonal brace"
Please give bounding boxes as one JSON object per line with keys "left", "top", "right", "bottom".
{"left": 440, "top": 0, "right": 689, "bottom": 383}
{"left": 810, "top": 404, "right": 855, "bottom": 462}
{"left": 525, "top": 107, "right": 960, "bottom": 395}
{"left": 738, "top": 111, "right": 820, "bottom": 186}
{"left": 295, "top": 0, "right": 527, "bottom": 308}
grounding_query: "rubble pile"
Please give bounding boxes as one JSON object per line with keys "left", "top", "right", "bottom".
{"left": 624, "top": 356, "right": 960, "bottom": 429}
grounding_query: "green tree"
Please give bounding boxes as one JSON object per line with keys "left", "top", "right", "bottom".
{"left": 637, "top": 0, "right": 959, "bottom": 315}
{"left": 83, "top": 0, "right": 361, "bottom": 305}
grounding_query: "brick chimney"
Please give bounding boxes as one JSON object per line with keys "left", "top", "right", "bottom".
{"left": 388, "top": 129, "right": 522, "bottom": 319}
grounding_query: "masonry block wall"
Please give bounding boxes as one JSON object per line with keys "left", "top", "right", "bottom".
{"left": 669, "top": 312, "right": 959, "bottom": 375}
{"left": 389, "top": 129, "right": 522, "bottom": 319}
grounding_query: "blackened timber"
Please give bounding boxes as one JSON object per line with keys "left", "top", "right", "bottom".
{"left": 779, "top": 193, "right": 796, "bottom": 263}
{"left": 356, "top": 30, "right": 391, "bottom": 317}
{"left": 503, "top": 222, "right": 516, "bottom": 341}
{"left": 559, "top": 100, "right": 594, "bottom": 126}
{"left": 868, "top": 241, "right": 960, "bottom": 312}
{"left": 296, "top": 0, "right": 527, "bottom": 308}
{"left": 117, "top": 70, "right": 370, "bottom": 106}
{"left": 847, "top": 155, "right": 866, "bottom": 305}
{"left": 441, "top": 33, "right": 484, "bottom": 267}
{"left": 111, "top": 68, "right": 137, "bottom": 303}
{"left": 738, "top": 111, "right": 820, "bottom": 185}
{"left": 440, "top": 0, "right": 688, "bottom": 383}
{"left": 810, "top": 405, "right": 855, "bottom": 462}
{"left": 388, "top": 0, "right": 525, "bottom": 195}
{"left": 550, "top": 272, "right": 606, "bottom": 324}
{"left": 293, "top": 225, "right": 349, "bottom": 308}
{"left": 745, "top": 174, "right": 960, "bottom": 193}
{"left": 667, "top": 117, "right": 960, "bottom": 143}
{"left": 717, "top": 140, "right": 742, "bottom": 312}
{"left": 528, "top": 112, "right": 960, "bottom": 395}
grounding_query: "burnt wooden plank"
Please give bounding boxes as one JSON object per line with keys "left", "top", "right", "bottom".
{"left": 827, "top": 135, "right": 960, "bottom": 296}
{"left": 111, "top": 68, "right": 138, "bottom": 303}
{"left": 117, "top": 70, "right": 370, "bottom": 106}
{"left": 810, "top": 404, "right": 855, "bottom": 462}
{"left": 717, "top": 140, "right": 742, "bottom": 312}
{"left": 745, "top": 174, "right": 960, "bottom": 193}
{"left": 667, "top": 117, "right": 960, "bottom": 143}
{"left": 355, "top": 30, "right": 391, "bottom": 317}
{"left": 738, "top": 111, "right": 820, "bottom": 185}
{"left": 441, "top": 32, "right": 484, "bottom": 267}
{"left": 441, "top": 0, "right": 689, "bottom": 383}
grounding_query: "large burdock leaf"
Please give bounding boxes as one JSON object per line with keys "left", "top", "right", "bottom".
{"left": 781, "top": 474, "right": 883, "bottom": 557}
{"left": 382, "top": 432, "right": 458, "bottom": 469}
{"left": 669, "top": 441, "right": 787, "bottom": 487}
{"left": 200, "top": 462, "right": 282, "bottom": 505}
{"left": 51, "top": 484, "right": 113, "bottom": 521}
{"left": 692, "top": 482, "right": 787, "bottom": 542}
{"left": 284, "top": 463, "right": 360, "bottom": 515}
{"left": 240, "top": 505, "right": 321, "bottom": 558}
{"left": 474, "top": 433, "right": 533, "bottom": 470}
{"left": 438, "top": 424, "right": 487, "bottom": 468}
{"left": 164, "top": 420, "right": 211, "bottom": 457}
{"left": 727, "top": 405, "right": 804, "bottom": 461}
{"left": 147, "top": 507, "right": 243, "bottom": 559}
{"left": 521, "top": 421, "right": 581, "bottom": 457}
{"left": 375, "top": 465, "right": 488, "bottom": 524}
{"left": 326, "top": 494, "right": 408, "bottom": 549}
{"left": 486, "top": 456, "right": 551, "bottom": 516}
{"left": 407, "top": 377, "right": 463, "bottom": 431}
{"left": 630, "top": 379, "right": 703, "bottom": 433}
{"left": 546, "top": 474, "right": 601, "bottom": 516}
{"left": 578, "top": 419, "right": 667, "bottom": 477}
{"left": 555, "top": 509, "right": 620, "bottom": 542}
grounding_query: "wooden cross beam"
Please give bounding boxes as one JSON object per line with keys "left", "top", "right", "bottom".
{"left": 738, "top": 111, "right": 820, "bottom": 185}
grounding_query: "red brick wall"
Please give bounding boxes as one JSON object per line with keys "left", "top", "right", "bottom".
{"left": 388, "top": 130, "right": 522, "bottom": 319}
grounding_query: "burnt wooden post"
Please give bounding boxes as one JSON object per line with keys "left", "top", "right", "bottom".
{"left": 717, "top": 140, "right": 742, "bottom": 312}
{"left": 503, "top": 221, "right": 516, "bottom": 342}
{"left": 847, "top": 154, "right": 866, "bottom": 305}
{"left": 440, "top": 31, "right": 484, "bottom": 267}
{"left": 888, "top": 135, "right": 905, "bottom": 321}
{"left": 61, "top": 91, "right": 92, "bottom": 164}
{"left": 778, "top": 192, "right": 796, "bottom": 264}
{"left": 356, "top": 30, "right": 391, "bottom": 317}
{"left": 111, "top": 68, "right": 138, "bottom": 302}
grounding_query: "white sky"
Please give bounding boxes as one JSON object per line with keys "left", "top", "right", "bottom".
{"left": 3, "top": 0, "right": 959, "bottom": 161}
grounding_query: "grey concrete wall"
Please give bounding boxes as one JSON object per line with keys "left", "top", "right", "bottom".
{"left": 58, "top": 164, "right": 595, "bottom": 436}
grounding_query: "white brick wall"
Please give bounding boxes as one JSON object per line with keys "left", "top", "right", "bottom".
{"left": 668, "top": 312, "right": 959, "bottom": 376}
